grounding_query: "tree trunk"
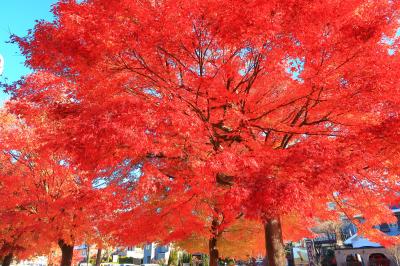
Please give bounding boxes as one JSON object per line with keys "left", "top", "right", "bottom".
{"left": 86, "top": 244, "right": 90, "bottom": 264}
{"left": 2, "top": 253, "right": 13, "bottom": 266}
{"left": 335, "top": 224, "right": 344, "bottom": 247}
{"left": 95, "top": 248, "right": 102, "bottom": 266}
{"left": 58, "top": 239, "right": 74, "bottom": 266}
{"left": 209, "top": 237, "right": 219, "bottom": 266}
{"left": 264, "top": 218, "right": 286, "bottom": 266}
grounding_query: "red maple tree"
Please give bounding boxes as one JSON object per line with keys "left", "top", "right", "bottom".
{"left": 0, "top": 110, "right": 116, "bottom": 266}
{"left": 7, "top": 0, "right": 400, "bottom": 265}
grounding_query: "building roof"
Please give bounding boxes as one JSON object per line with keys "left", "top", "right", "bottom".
{"left": 343, "top": 234, "right": 381, "bottom": 248}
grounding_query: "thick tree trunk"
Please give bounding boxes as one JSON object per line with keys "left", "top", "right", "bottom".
{"left": 58, "top": 239, "right": 74, "bottom": 266}
{"left": 2, "top": 253, "right": 13, "bottom": 266}
{"left": 209, "top": 237, "right": 219, "bottom": 266}
{"left": 95, "top": 248, "right": 102, "bottom": 266}
{"left": 264, "top": 218, "right": 286, "bottom": 266}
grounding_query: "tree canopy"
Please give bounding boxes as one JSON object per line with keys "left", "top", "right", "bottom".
{"left": 2, "top": 0, "right": 400, "bottom": 265}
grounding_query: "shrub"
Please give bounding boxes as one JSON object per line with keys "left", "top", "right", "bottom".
{"left": 119, "top": 256, "right": 134, "bottom": 264}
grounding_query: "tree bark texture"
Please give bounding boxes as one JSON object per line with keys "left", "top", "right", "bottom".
{"left": 264, "top": 217, "right": 286, "bottom": 266}
{"left": 95, "top": 248, "right": 102, "bottom": 266}
{"left": 58, "top": 239, "right": 74, "bottom": 266}
{"left": 2, "top": 253, "right": 13, "bottom": 266}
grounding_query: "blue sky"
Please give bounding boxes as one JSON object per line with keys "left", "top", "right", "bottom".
{"left": 0, "top": 0, "right": 56, "bottom": 105}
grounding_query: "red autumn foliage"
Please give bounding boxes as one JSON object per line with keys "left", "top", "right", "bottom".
{"left": 0, "top": 110, "right": 116, "bottom": 263}
{"left": 4, "top": 0, "right": 400, "bottom": 264}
